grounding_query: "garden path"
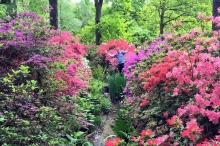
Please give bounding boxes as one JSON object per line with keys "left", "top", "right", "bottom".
{"left": 91, "top": 94, "right": 118, "bottom": 146}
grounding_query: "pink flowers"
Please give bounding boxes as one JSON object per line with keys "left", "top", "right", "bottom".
{"left": 97, "top": 39, "right": 135, "bottom": 69}
{"left": 163, "top": 112, "right": 169, "bottom": 119}
{"left": 166, "top": 72, "right": 172, "bottom": 78}
{"left": 140, "top": 99, "right": 150, "bottom": 107}
{"left": 198, "top": 13, "right": 203, "bottom": 19}
{"left": 172, "top": 67, "right": 180, "bottom": 78}
{"left": 141, "top": 129, "right": 154, "bottom": 137}
{"left": 181, "top": 119, "right": 203, "bottom": 141}
{"left": 105, "top": 137, "right": 121, "bottom": 146}
{"left": 147, "top": 135, "right": 169, "bottom": 146}
{"left": 51, "top": 32, "right": 92, "bottom": 96}
{"left": 177, "top": 21, "right": 182, "bottom": 26}
{"left": 167, "top": 115, "right": 183, "bottom": 128}
{"left": 218, "top": 7, "right": 220, "bottom": 14}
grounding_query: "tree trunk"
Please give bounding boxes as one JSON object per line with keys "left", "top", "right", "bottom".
{"left": 14, "top": 0, "right": 17, "bottom": 17}
{"left": 0, "top": 0, "right": 10, "bottom": 4}
{"left": 60, "top": 2, "right": 62, "bottom": 29}
{"left": 49, "top": 0, "right": 58, "bottom": 29}
{"left": 94, "top": 0, "right": 103, "bottom": 45}
{"left": 212, "top": 0, "right": 220, "bottom": 31}
{"left": 159, "top": 9, "right": 165, "bottom": 35}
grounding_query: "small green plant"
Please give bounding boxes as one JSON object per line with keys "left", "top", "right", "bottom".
{"left": 64, "top": 131, "right": 93, "bottom": 146}
{"left": 106, "top": 73, "right": 126, "bottom": 101}
{"left": 94, "top": 116, "right": 102, "bottom": 126}
{"left": 90, "top": 79, "right": 105, "bottom": 96}
{"left": 92, "top": 65, "right": 105, "bottom": 81}
{"left": 100, "top": 98, "right": 111, "bottom": 113}
{"left": 110, "top": 119, "right": 136, "bottom": 143}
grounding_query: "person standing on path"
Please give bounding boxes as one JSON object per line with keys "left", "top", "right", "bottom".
{"left": 105, "top": 46, "right": 130, "bottom": 73}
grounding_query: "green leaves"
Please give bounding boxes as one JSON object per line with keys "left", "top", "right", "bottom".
{"left": 98, "top": 13, "right": 132, "bottom": 42}
{"left": 66, "top": 131, "right": 93, "bottom": 145}
{"left": 107, "top": 73, "right": 126, "bottom": 101}
{"left": 0, "top": 115, "right": 5, "bottom": 122}
{"left": 110, "top": 119, "right": 134, "bottom": 142}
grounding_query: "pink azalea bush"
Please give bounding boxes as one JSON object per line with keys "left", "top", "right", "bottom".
{"left": 97, "top": 39, "right": 135, "bottom": 69}
{"left": 116, "top": 12, "right": 220, "bottom": 145}
{"left": 50, "top": 31, "right": 92, "bottom": 96}
{"left": 0, "top": 12, "right": 93, "bottom": 145}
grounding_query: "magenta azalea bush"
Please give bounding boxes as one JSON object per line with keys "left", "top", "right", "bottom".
{"left": 0, "top": 12, "right": 53, "bottom": 72}
{"left": 0, "top": 12, "right": 98, "bottom": 145}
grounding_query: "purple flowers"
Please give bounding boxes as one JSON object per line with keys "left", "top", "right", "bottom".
{"left": 123, "top": 37, "right": 164, "bottom": 78}
{"left": 0, "top": 12, "right": 54, "bottom": 72}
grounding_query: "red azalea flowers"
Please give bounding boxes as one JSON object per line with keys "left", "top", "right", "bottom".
{"left": 105, "top": 137, "right": 121, "bottom": 146}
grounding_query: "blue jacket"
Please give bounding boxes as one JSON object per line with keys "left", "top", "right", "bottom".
{"left": 114, "top": 52, "right": 126, "bottom": 64}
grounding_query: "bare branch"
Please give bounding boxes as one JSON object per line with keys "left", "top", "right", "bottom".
{"left": 164, "top": 13, "right": 187, "bottom": 25}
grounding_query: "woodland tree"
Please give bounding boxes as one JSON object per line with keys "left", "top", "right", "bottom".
{"left": 94, "top": 0, "right": 103, "bottom": 45}
{"left": 212, "top": 0, "right": 220, "bottom": 30}
{"left": 151, "top": 0, "right": 195, "bottom": 35}
{"left": 49, "top": 0, "right": 58, "bottom": 29}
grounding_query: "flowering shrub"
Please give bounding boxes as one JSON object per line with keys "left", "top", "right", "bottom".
{"left": 105, "top": 137, "right": 123, "bottom": 146}
{"left": 97, "top": 39, "right": 135, "bottom": 69}
{"left": 116, "top": 12, "right": 220, "bottom": 145}
{"left": 0, "top": 12, "right": 94, "bottom": 145}
{"left": 51, "top": 31, "right": 92, "bottom": 96}
{"left": 123, "top": 37, "right": 165, "bottom": 98}
{"left": 0, "top": 12, "right": 54, "bottom": 72}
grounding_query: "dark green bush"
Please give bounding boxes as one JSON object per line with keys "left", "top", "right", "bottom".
{"left": 106, "top": 73, "right": 126, "bottom": 102}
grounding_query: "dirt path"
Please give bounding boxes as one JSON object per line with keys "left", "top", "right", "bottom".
{"left": 91, "top": 95, "right": 118, "bottom": 146}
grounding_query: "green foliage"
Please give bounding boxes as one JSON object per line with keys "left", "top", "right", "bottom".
{"left": 106, "top": 73, "right": 126, "bottom": 101}
{"left": 0, "top": 1, "right": 15, "bottom": 17}
{"left": 0, "top": 4, "right": 7, "bottom": 18}
{"left": 64, "top": 131, "right": 93, "bottom": 146}
{"left": 0, "top": 66, "right": 95, "bottom": 145}
{"left": 58, "top": 0, "right": 83, "bottom": 34}
{"left": 98, "top": 13, "right": 132, "bottom": 43}
{"left": 28, "top": 0, "right": 48, "bottom": 18}
{"left": 147, "top": 0, "right": 212, "bottom": 34}
{"left": 93, "top": 116, "right": 102, "bottom": 126}
{"left": 131, "top": 25, "right": 155, "bottom": 45}
{"left": 92, "top": 64, "right": 105, "bottom": 81}
{"left": 78, "top": 20, "right": 96, "bottom": 45}
{"left": 86, "top": 46, "right": 98, "bottom": 66}
{"left": 110, "top": 119, "right": 137, "bottom": 142}
{"left": 73, "top": 0, "right": 94, "bottom": 28}
{"left": 78, "top": 79, "right": 111, "bottom": 116}
{"left": 90, "top": 79, "right": 105, "bottom": 95}
{"left": 0, "top": 66, "right": 63, "bottom": 145}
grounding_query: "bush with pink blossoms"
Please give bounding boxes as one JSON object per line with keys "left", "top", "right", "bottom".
{"left": 0, "top": 12, "right": 95, "bottom": 145}
{"left": 115, "top": 12, "right": 220, "bottom": 145}
{"left": 0, "top": 12, "right": 55, "bottom": 72}
{"left": 97, "top": 39, "right": 135, "bottom": 69}
{"left": 50, "top": 31, "right": 92, "bottom": 96}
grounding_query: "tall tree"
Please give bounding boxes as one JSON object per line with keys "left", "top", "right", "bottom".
{"left": 94, "top": 0, "right": 103, "bottom": 45}
{"left": 13, "top": 0, "right": 17, "bottom": 17}
{"left": 0, "top": 0, "right": 10, "bottom": 4}
{"left": 151, "top": 0, "right": 194, "bottom": 35}
{"left": 49, "top": 0, "right": 58, "bottom": 29}
{"left": 212, "top": 0, "right": 220, "bottom": 30}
